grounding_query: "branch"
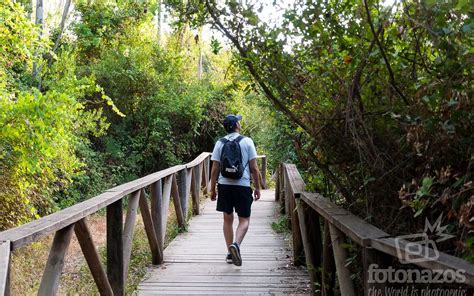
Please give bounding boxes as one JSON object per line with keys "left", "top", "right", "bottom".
{"left": 363, "top": 0, "right": 409, "bottom": 105}
{"left": 204, "top": 0, "right": 311, "bottom": 134}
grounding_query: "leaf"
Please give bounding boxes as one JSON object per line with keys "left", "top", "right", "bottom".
{"left": 414, "top": 208, "right": 424, "bottom": 217}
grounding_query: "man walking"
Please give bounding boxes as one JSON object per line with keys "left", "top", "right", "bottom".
{"left": 210, "top": 114, "right": 261, "bottom": 266}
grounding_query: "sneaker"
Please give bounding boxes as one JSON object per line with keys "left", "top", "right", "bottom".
{"left": 228, "top": 242, "right": 242, "bottom": 266}
{"left": 226, "top": 253, "right": 233, "bottom": 264}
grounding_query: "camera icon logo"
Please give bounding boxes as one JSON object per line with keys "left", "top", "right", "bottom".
{"left": 394, "top": 214, "right": 454, "bottom": 264}
{"left": 395, "top": 233, "right": 439, "bottom": 264}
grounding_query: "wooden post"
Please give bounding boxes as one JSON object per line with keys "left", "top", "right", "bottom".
{"left": 275, "top": 163, "right": 280, "bottom": 201}
{"left": 329, "top": 224, "right": 355, "bottom": 296}
{"left": 160, "top": 176, "right": 173, "bottom": 243}
{"left": 123, "top": 190, "right": 141, "bottom": 281}
{"left": 0, "top": 241, "right": 11, "bottom": 296}
{"left": 202, "top": 156, "right": 210, "bottom": 194}
{"left": 38, "top": 225, "right": 74, "bottom": 296}
{"left": 139, "top": 189, "right": 162, "bottom": 265}
{"left": 171, "top": 174, "right": 186, "bottom": 228}
{"left": 284, "top": 167, "right": 291, "bottom": 218}
{"left": 290, "top": 191, "right": 304, "bottom": 266}
{"left": 74, "top": 219, "right": 113, "bottom": 296}
{"left": 296, "top": 198, "right": 323, "bottom": 292}
{"left": 322, "top": 221, "right": 335, "bottom": 296}
{"left": 191, "top": 164, "right": 202, "bottom": 215}
{"left": 362, "top": 247, "right": 390, "bottom": 295}
{"left": 279, "top": 163, "right": 285, "bottom": 214}
{"left": 107, "top": 199, "right": 124, "bottom": 296}
{"left": 261, "top": 156, "right": 267, "bottom": 189}
{"left": 150, "top": 180, "right": 164, "bottom": 255}
{"left": 177, "top": 168, "right": 192, "bottom": 220}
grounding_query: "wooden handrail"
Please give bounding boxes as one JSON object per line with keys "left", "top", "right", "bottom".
{"left": 0, "top": 152, "right": 268, "bottom": 295}
{"left": 277, "top": 162, "right": 474, "bottom": 294}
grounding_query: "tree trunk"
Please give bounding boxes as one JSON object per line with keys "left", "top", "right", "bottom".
{"left": 32, "top": 0, "right": 44, "bottom": 80}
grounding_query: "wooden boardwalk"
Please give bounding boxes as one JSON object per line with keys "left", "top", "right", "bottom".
{"left": 138, "top": 189, "right": 310, "bottom": 295}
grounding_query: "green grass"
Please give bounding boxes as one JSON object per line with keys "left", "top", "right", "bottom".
{"left": 271, "top": 215, "right": 289, "bottom": 234}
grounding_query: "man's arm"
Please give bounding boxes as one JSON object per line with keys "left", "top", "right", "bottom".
{"left": 249, "top": 159, "right": 261, "bottom": 201}
{"left": 210, "top": 160, "right": 220, "bottom": 201}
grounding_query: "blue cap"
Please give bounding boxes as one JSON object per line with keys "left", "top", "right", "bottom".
{"left": 223, "top": 114, "right": 242, "bottom": 131}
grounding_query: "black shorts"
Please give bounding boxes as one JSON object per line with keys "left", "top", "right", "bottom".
{"left": 217, "top": 184, "right": 253, "bottom": 218}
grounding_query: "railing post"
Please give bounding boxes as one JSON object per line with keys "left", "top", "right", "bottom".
{"left": 38, "top": 225, "right": 75, "bottom": 296}
{"left": 191, "top": 164, "right": 202, "bottom": 215}
{"left": 201, "top": 156, "right": 211, "bottom": 194}
{"left": 0, "top": 241, "right": 11, "bottom": 296}
{"left": 296, "top": 196, "right": 323, "bottom": 293}
{"left": 107, "top": 199, "right": 124, "bottom": 296}
{"left": 123, "top": 190, "right": 141, "bottom": 282}
{"left": 139, "top": 189, "right": 162, "bottom": 265}
{"left": 171, "top": 174, "right": 186, "bottom": 228}
{"left": 74, "top": 219, "right": 113, "bottom": 296}
{"left": 322, "top": 221, "right": 336, "bottom": 296}
{"left": 329, "top": 224, "right": 355, "bottom": 296}
{"left": 362, "top": 247, "right": 390, "bottom": 295}
{"left": 261, "top": 156, "right": 267, "bottom": 189}
{"left": 150, "top": 179, "right": 164, "bottom": 260}
{"left": 279, "top": 163, "right": 285, "bottom": 214}
{"left": 275, "top": 163, "right": 280, "bottom": 201}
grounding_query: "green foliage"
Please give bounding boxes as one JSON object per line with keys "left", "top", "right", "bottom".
{"left": 271, "top": 215, "right": 289, "bottom": 234}
{"left": 0, "top": 0, "right": 108, "bottom": 229}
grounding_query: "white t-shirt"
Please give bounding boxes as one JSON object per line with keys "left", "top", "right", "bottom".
{"left": 211, "top": 132, "right": 257, "bottom": 187}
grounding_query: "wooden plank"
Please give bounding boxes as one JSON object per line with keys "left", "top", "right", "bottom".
{"left": 137, "top": 189, "right": 310, "bottom": 295}
{"left": 328, "top": 224, "right": 355, "bottom": 296}
{"left": 171, "top": 174, "right": 186, "bottom": 228}
{"left": 150, "top": 180, "right": 164, "bottom": 251}
{"left": 191, "top": 164, "right": 202, "bottom": 215}
{"left": 282, "top": 163, "right": 305, "bottom": 194}
{"left": 107, "top": 199, "right": 124, "bottom": 296}
{"left": 283, "top": 166, "right": 305, "bottom": 265}
{"left": 123, "top": 190, "right": 141, "bottom": 281}
{"left": 1, "top": 191, "right": 122, "bottom": 251}
{"left": 74, "top": 219, "right": 113, "bottom": 296}
{"left": 0, "top": 241, "right": 11, "bottom": 296}
{"left": 38, "top": 225, "right": 74, "bottom": 296}
{"left": 371, "top": 237, "right": 474, "bottom": 286}
{"left": 185, "top": 152, "right": 212, "bottom": 168}
{"left": 106, "top": 165, "right": 185, "bottom": 196}
{"left": 301, "top": 193, "right": 388, "bottom": 246}
{"left": 0, "top": 153, "right": 211, "bottom": 251}
{"left": 296, "top": 198, "right": 323, "bottom": 293}
{"left": 139, "top": 189, "right": 162, "bottom": 265}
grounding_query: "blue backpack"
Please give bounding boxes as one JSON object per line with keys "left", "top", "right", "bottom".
{"left": 219, "top": 136, "right": 245, "bottom": 179}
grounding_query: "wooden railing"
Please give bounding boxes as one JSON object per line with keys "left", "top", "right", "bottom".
{"left": 276, "top": 163, "right": 474, "bottom": 295}
{"left": 0, "top": 152, "right": 267, "bottom": 296}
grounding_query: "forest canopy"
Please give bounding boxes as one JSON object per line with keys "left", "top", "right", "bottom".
{"left": 166, "top": 0, "right": 473, "bottom": 261}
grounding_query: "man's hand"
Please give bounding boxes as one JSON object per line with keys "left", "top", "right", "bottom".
{"left": 253, "top": 188, "right": 261, "bottom": 201}
{"left": 210, "top": 189, "right": 217, "bottom": 201}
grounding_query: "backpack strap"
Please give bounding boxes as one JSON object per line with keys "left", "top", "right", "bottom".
{"left": 219, "top": 135, "right": 244, "bottom": 143}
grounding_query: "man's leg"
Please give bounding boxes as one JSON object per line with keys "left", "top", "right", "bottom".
{"left": 235, "top": 216, "right": 250, "bottom": 245}
{"left": 223, "top": 212, "right": 234, "bottom": 247}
